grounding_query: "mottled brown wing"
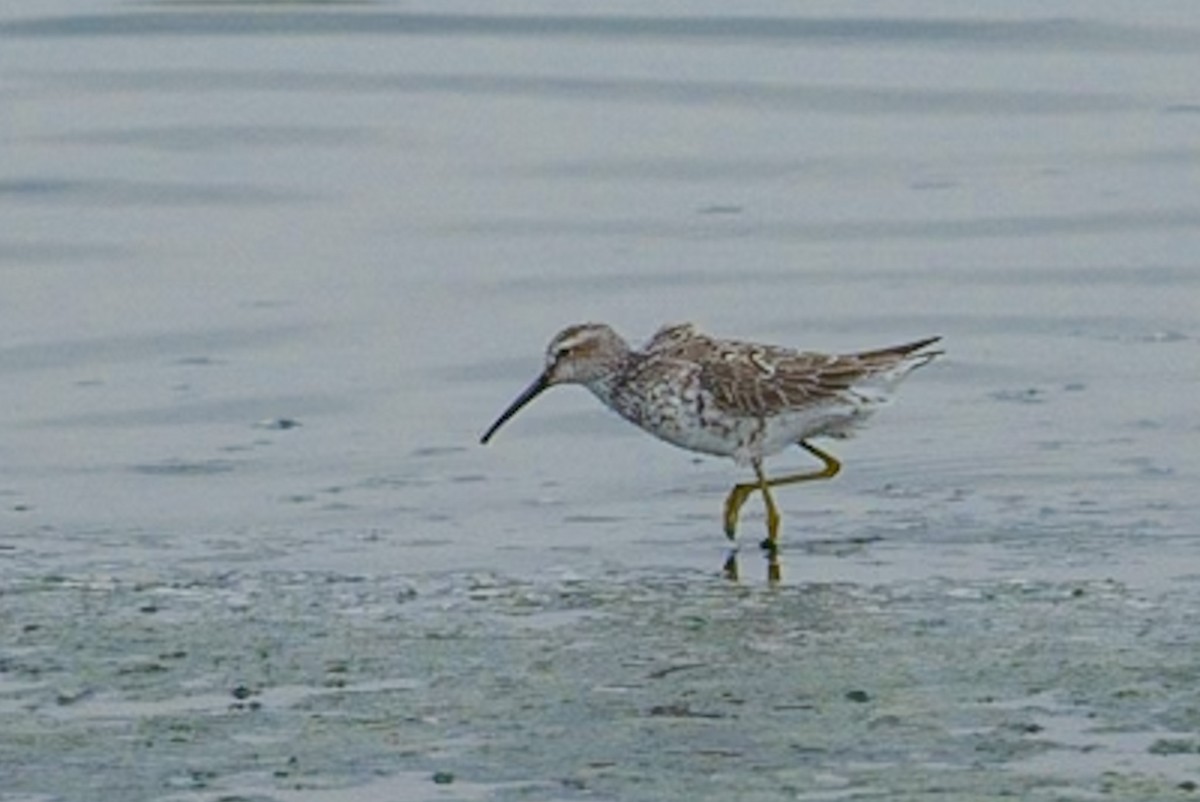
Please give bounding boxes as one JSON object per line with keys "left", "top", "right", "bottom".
{"left": 697, "top": 335, "right": 942, "bottom": 417}
{"left": 643, "top": 322, "right": 702, "bottom": 354}
{"left": 698, "top": 347, "right": 867, "bottom": 417}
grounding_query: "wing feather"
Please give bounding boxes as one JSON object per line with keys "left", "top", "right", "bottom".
{"left": 699, "top": 348, "right": 863, "bottom": 416}
{"left": 641, "top": 326, "right": 941, "bottom": 418}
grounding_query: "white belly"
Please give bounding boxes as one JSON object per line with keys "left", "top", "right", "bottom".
{"left": 615, "top": 386, "right": 876, "bottom": 465}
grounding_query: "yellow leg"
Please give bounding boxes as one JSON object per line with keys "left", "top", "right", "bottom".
{"left": 754, "top": 460, "right": 782, "bottom": 546}
{"left": 723, "top": 483, "right": 757, "bottom": 539}
{"left": 766, "top": 546, "right": 782, "bottom": 585}
{"left": 721, "top": 440, "right": 843, "bottom": 541}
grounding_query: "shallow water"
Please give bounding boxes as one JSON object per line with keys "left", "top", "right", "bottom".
{"left": 2, "top": 2, "right": 1199, "bottom": 800}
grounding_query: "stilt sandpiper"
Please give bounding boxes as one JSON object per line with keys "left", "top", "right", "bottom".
{"left": 481, "top": 322, "right": 942, "bottom": 553}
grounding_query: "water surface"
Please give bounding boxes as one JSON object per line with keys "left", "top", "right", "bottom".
{"left": 2, "top": 2, "right": 1199, "bottom": 799}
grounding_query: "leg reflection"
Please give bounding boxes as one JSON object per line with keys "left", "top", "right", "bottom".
{"left": 722, "top": 548, "right": 740, "bottom": 582}
{"left": 720, "top": 546, "right": 782, "bottom": 584}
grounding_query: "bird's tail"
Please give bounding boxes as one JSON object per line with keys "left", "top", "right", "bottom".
{"left": 855, "top": 336, "right": 943, "bottom": 388}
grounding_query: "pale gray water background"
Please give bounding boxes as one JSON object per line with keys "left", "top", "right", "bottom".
{"left": 2, "top": 2, "right": 1200, "bottom": 800}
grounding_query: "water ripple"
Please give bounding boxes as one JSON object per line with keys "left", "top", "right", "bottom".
{"left": 0, "top": 177, "right": 308, "bottom": 206}
{"left": 0, "top": 324, "right": 311, "bottom": 373}
{"left": 436, "top": 207, "right": 1200, "bottom": 242}
{"left": 4, "top": 12, "right": 1199, "bottom": 54}
{"left": 42, "top": 124, "right": 368, "bottom": 152}
{"left": 22, "top": 69, "right": 1138, "bottom": 117}
{"left": 0, "top": 240, "right": 132, "bottom": 264}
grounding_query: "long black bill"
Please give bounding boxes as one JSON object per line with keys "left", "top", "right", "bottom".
{"left": 480, "top": 372, "right": 551, "bottom": 444}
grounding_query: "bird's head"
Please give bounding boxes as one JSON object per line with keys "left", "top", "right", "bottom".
{"left": 480, "top": 323, "right": 629, "bottom": 444}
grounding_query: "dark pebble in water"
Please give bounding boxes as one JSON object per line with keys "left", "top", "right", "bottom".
{"left": 845, "top": 689, "right": 871, "bottom": 703}
{"left": 55, "top": 688, "right": 93, "bottom": 706}
{"left": 432, "top": 771, "right": 455, "bottom": 785}
{"left": 254, "top": 417, "right": 301, "bottom": 430}
{"left": 1140, "top": 330, "right": 1188, "bottom": 343}
{"left": 411, "top": 445, "right": 466, "bottom": 458}
{"left": 1149, "top": 738, "right": 1200, "bottom": 755}
{"left": 132, "top": 460, "right": 237, "bottom": 476}
{"left": 989, "top": 387, "right": 1045, "bottom": 404}
{"left": 231, "top": 685, "right": 254, "bottom": 700}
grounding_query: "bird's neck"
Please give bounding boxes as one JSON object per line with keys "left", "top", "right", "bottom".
{"left": 581, "top": 351, "right": 641, "bottom": 408}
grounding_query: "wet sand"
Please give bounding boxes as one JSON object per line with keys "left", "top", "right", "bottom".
{"left": 7, "top": 565, "right": 1200, "bottom": 800}
{"left": 2, "top": 2, "right": 1200, "bottom": 800}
